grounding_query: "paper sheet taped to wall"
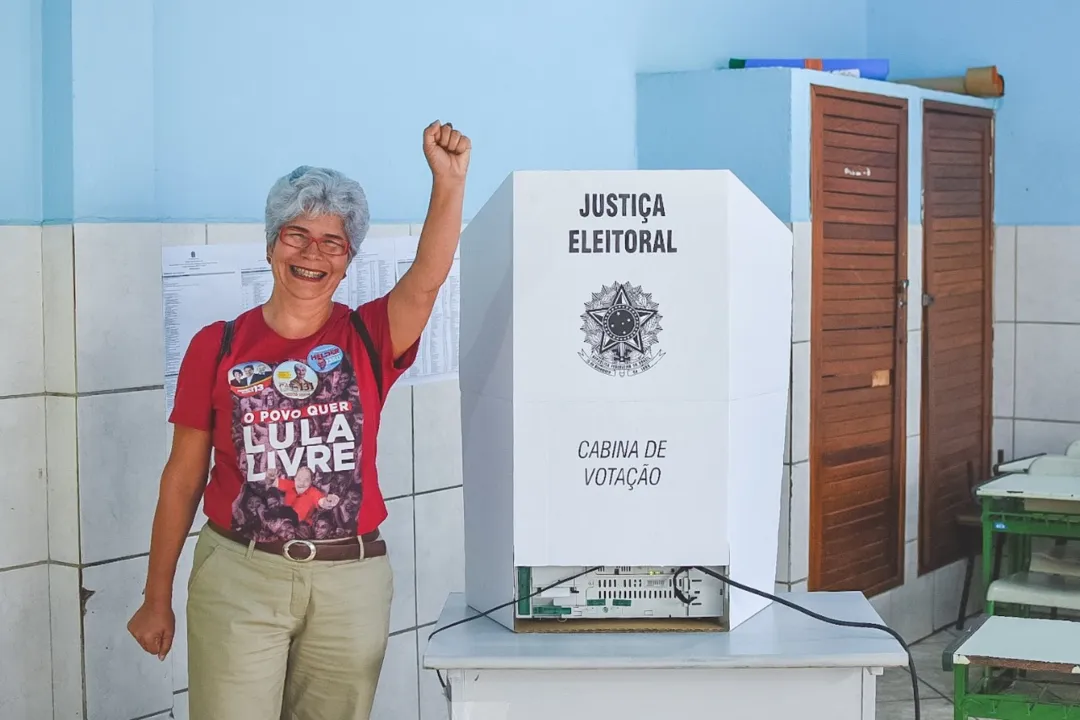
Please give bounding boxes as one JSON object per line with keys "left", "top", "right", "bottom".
{"left": 161, "top": 237, "right": 460, "bottom": 418}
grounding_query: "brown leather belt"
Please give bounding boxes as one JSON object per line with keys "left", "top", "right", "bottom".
{"left": 208, "top": 521, "right": 386, "bottom": 562}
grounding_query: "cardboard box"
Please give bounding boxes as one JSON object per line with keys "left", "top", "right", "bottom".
{"left": 459, "top": 170, "right": 792, "bottom": 631}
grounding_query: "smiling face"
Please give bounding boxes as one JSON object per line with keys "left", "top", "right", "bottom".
{"left": 269, "top": 214, "right": 351, "bottom": 302}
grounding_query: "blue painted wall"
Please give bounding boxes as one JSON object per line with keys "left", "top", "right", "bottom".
{"left": 637, "top": 69, "right": 795, "bottom": 222}
{"left": 41, "top": 0, "right": 72, "bottom": 223}
{"left": 10, "top": 0, "right": 868, "bottom": 224}
{"left": 8, "top": 1, "right": 1076, "bottom": 226}
{"left": 148, "top": 0, "right": 865, "bottom": 223}
{"left": 1, "top": 0, "right": 42, "bottom": 224}
{"left": 867, "top": 0, "right": 1068, "bottom": 225}
{"left": 70, "top": 0, "right": 155, "bottom": 221}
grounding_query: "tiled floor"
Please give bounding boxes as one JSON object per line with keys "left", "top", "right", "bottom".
{"left": 876, "top": 622, "right": 966, "bottom": 720}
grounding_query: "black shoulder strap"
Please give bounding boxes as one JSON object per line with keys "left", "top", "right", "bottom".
{"left": 209, "top": 320, "right": 235, "bottom": 432}
{"left": 350, "top": 310, "right": 384, "bottom": 402}
{"left": 216, "top": 320, "right": 235, "bottom": 368}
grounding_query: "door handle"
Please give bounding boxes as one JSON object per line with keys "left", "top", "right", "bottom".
{"left": 923, "top": 292, "right": 936, "bottom": 307}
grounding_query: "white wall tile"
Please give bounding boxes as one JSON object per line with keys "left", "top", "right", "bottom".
{"left": 1014, "top": 419, "right": 1080, "bottom": 458}
{"left": 907, "top": 224, "right": 923, "bottom": 332}
{"left": 207, "top": 223, "right": 264, "bottom": 245}
{"left": 868, "top": 586, "right": 892, "bottom": 627}
{"left": 172, "top": 692, "right": 188, "bottom": 720}
{"left": 993, "top": 226, "right": 1016, "bottom": 322}
{"left": 889, "top": 539, "right": 933, "bottom": 643}
{"left": 931, "top": 559, "right": 966, "bottom": 632}
{"left": 0, "top": 226, "right": 44, "bottom": 396}
{"left": 50, "top": 564, "right": 84, "bottom": 720}
{"left": 83, "top": 556, "right": 173, "bottom": 720}
{"left": 791, "top": 222, "right": 811, "bottom": 343}
{"left": 413, "top": 381, "right": 462, "bottom": 493}
{"left": 964, "top": 557, "right": 985, "bottom": 619}
{"left": 906, "top": 329, "right": 921, "bottom": 435}
{"left": 1016, "top": 226, "right": 1080, "bottom": 323}
{"left": 171, "top": 536, "right": 196, "bottom": 693}
{"left": 1015, "top": 323, "right": 1080, "bottom": 422}
{"left": 160, "top": 224, "right": 206, "bottom": 246}
{"left": 783, "top": 395, "right": 793, "bottom": 465}
{"left": 0, "top": 396, "right": 47, "bottom": 568}
{"left": 417, "top": 627, "right": 449, "bottom": 720}
{"left": 788, "top": 461, "right": 809, "bottom": 583}
{"left": 789, "top": 341, "right": 809, "bottom": 464}
{"left": 47, "top": 396, "right": 80, "bottom": 564}
{"left": 383, "top": 496, "right": 417, "bottom": 632}
{"left": 372, "top": 631, "right": 419, "bottom": 720}
{"left": 904, "top": 435, "right": 920, "bottom": 543}
{"left": 992, "top": 418, "right": 1014, "bottom": 463}
{"left": 992, "top": 322, "right": 1015, "bottom": 418}
{"left": 78, "top": 389, "right": 166, "bottom": 563}
{"left": 378, "top": 385, "right": 413, "bottom": 499}
{"left": 790, "top": 579, "right": 807, "bottom": 592}
{"left": 42, "top": 224, "right": 77, "bottom": 394}
{"left": 0, "top": 564, "right": 54, "bottom": 720}
{"left": 775, "top": 464, "right": 791, "bottom": 583}
{"left": 414, "top": 487, "right": 464, "bottom": 626}
{"left": 74, "top": 224, "right": 189, "bottom": 393}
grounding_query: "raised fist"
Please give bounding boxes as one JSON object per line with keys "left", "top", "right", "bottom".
{"left": 423, "top": 121, "right": 471, "bottom": 180}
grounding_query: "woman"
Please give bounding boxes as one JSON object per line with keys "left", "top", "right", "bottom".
{"left": 128, "top": 121, "right": 470, "bottom": 719}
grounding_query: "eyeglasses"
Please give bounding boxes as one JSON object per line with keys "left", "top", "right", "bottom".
{"left": 279, "top": 230, "right": 350, "bottom": 256}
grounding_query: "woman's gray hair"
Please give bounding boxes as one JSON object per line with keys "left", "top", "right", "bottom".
{"left": 264, "top": 166, "right": 370, "bottom": 258}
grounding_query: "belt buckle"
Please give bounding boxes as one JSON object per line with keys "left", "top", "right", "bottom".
{"left": 283, "top": 539, "right": 317, "bottom": 563}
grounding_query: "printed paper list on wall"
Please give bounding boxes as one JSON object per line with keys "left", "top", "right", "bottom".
{"left": 161, "top": 236, "right": 461, "bottom": 418}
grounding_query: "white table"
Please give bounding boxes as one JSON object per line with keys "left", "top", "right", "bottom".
{"left": 423, "top": 591, "right": 909, "bottom": 719}
{"left": 977, "top": 472, "right": 1080, "bottom": 517}
{"left": 952, "top": 615, "right": 1080, "bottom": 670}
{"left": 976, "top": 473, "right": 1080, "bottom": 502}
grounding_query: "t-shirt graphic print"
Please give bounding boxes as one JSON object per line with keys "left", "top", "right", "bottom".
{"left": 227, "top": 343, "right": 364, "bottom": 543}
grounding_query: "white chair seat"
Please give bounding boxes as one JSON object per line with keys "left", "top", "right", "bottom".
{"left": 1030, "top": 544, "right": 1080, "bottom": 579}
{"left": 987, "top": 571, "right": 1080, "bottom": 612}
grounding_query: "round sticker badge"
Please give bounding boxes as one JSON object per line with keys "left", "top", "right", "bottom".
{"left": 273, "top": 360, "right": 320, "bottom": 400}
{"left": 307, "top": 344, "right": 344, "bottom": 373}
{"left": 227, "top": 361, "right": 273, "bottom": 397}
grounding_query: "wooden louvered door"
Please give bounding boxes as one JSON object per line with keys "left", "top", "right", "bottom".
{"left": 809, "top": 86, "right": 908, "bottom": 595}
{"left": 919, "top": 102, "right": 994, "bottom": 574}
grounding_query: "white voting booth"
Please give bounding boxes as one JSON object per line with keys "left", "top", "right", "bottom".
{"left": 458, "top": 170, "right": 793, "bottom": 632}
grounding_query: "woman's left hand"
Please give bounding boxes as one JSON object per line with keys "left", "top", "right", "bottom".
{"left": 423, "top": 121, "right": 471, "bottom": 181}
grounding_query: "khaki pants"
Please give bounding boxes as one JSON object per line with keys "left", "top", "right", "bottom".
{"left": 186, "top": 525, "right": 393, "bottom": 720}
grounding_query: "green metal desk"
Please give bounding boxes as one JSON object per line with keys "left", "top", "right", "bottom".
{"left": 976, "top": 473, "right": 1080, "bottom": 614}
{"left": 945, "top": 614, "right": 1080, "bottom": 720}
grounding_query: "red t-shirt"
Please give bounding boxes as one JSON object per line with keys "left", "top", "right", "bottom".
{"left": 169, "top": 297, "right": 419, "bottom": 542}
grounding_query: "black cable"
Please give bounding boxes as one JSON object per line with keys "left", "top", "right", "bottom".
{"left": 690, "top": 566, "right": 921, "bottom": 720}
{"left": 427, "top": 565, "right": 921, "bottom": 720}
{"left": 671, "top": 566, "right": 694, "bottom": 604}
